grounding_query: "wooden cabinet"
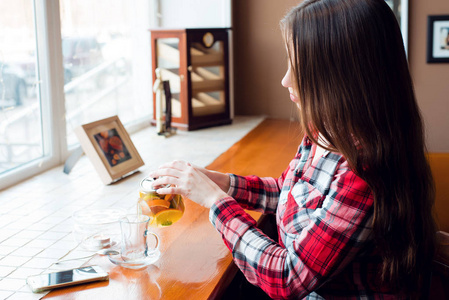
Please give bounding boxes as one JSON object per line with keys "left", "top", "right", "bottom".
{"left": 150, "top": 28, "right": 232, "bottom": 131}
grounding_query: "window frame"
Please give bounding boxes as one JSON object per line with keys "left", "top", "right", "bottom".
{"left": 0, "top": 0, "right": 65, "bottom": 190}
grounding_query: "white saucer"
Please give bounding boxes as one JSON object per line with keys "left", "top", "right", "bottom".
{"left": 107, "top": 250, "right": 161, "bottom": 269}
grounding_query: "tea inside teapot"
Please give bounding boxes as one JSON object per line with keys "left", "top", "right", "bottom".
{"left": 137, "top": 177, "right": 185, "bottom": 227}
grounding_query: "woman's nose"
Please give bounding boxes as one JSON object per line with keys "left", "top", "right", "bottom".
{"left": 281, "top": 67, "right": 291, "bottom": 88}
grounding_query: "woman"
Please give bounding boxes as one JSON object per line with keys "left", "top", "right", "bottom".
{"left": 150, "top": 0, "right": 436, "bottom": 298}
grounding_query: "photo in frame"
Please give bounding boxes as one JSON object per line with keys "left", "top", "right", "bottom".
{"left": 427, "top": 15, "right": 449, "bottom": 63}
{"left": 75, "top": 115, "right": 144, "bottom": 184}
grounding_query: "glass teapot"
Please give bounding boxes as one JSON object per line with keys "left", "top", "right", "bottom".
{"left": 137, "top": 177, "right": 185, "bottom": 227}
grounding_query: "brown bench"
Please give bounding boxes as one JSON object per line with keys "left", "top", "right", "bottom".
{"left": 428, "top": 153, "right": 449, "bottom": 233}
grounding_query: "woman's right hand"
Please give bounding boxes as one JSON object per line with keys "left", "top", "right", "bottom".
{"left": 148, "top": 161, "right": 230, "bottom": 208}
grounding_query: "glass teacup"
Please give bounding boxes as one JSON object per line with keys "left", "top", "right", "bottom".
{"left": 119, "top": 214, "right": 160, "bottom": 268}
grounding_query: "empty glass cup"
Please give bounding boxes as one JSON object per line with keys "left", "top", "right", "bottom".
{"left": 118, "top": 214, "right": 160, "bottom": 269}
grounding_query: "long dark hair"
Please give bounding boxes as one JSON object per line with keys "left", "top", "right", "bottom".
{"left": 281, "top": 0, "right": 436, "bottom": 296}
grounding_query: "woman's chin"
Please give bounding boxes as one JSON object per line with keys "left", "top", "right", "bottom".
{"left": 289, "top": 94, "right": 299, "bottom": 103}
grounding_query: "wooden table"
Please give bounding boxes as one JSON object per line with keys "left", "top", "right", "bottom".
{"left": 44, "top": 119, "right": 301, "bottom": 299}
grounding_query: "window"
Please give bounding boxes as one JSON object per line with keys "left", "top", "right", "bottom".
{"left": 60, "top": 1, "right": 153, "bottom": 148}
{"left": 0, "top": 0, "right": 155, "bottom": 190}
{"left": 0, "top": 0, "right": 231, "bottom": 191}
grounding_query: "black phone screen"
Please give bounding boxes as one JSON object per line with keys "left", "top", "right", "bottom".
{"left": 43, "top": 266, "right": 101, "bottom": 286}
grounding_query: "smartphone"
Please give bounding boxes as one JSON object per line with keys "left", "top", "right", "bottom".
{"left": 26, "top": 265, "right": 109, "bottom": 293}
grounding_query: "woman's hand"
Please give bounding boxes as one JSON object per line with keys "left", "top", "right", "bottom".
{"left": 148, "top": 160, "right": 230, "bottom": 208}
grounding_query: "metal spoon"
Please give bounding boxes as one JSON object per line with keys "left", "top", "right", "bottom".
{"left": 56, "top": 249, "right": 119, "bottom": 264}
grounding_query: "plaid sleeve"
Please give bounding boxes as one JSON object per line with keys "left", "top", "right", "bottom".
{"left": 226, "top": 161, "right": 291, "bottom": 215}
{"left": 209, "top": 159, "right": 374, "bottom": 299}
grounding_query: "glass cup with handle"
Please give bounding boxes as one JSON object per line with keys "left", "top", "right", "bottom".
{"left": 119, "top": 214, "right": 160, "bottom": 268}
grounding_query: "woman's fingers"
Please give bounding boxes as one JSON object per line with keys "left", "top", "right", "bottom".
{"left": 155, "top": 185, "right": 182, "bottom": 195}
{"left": 146, "top": 160, "right": 227, "bottom": 208}
{"left": 149, "top": 160, "right": 191, "bottom": 178}
{"left": 149, "top": 161, "right": 197, "bottom": 192}
{"left": 148, "top": 167, "right": 180, "bottom": 181}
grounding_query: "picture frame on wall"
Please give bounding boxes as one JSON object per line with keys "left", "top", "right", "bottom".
{"left": 75, "top": 115, "right": 144, "bottom": 184}
{"left": 427, "top": 15, "right": 449, "bottom": 63}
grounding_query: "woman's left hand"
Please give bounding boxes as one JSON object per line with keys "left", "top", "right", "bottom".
{"left": 148, "top": 160, "right": 229, "bottom": 208}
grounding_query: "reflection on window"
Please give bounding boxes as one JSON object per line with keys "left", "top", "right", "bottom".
{"left": 385, "top": 0, "right": 402, "bottom": 25}
{"left": 60, "top": 1, "right": 153, "bottom": 148}
{"left": 0, "top": 1, "right": 43, "bottom": 175}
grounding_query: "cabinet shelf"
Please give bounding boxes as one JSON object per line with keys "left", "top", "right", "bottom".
{"left": 190, "top": 44, "right": 224, "bottom": 66}
{"left": 192, "top": 93, "right": 225, "bottom": 116}
{"left": 195, "top": 67, "right": 221, "bottom": 80}
{"left": 151, "top": 28, "right": 231, "bottom": 130}
{"left": 157, "top": 41, "right": 180, "bottom": 66}
{"left": 192, "top": 79, "right": 224, "bottom": 92}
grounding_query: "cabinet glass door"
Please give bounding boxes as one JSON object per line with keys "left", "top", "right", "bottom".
{"left": 189, "top": 38, "right": 226, "bottom": 117}
{"left": 156, "top": 38, "right": 181, "bottom": 118}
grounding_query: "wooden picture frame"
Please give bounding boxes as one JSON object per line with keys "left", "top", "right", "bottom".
{"left": 75, "top": 116, "right": 144, "bottom": 184}
{"left": 427, "top": 15, "right": 449, "bottom": 63}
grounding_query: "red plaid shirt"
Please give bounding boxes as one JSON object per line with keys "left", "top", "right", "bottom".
{"left": 209, "top": 136, "right": 405, "bottom": 299}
